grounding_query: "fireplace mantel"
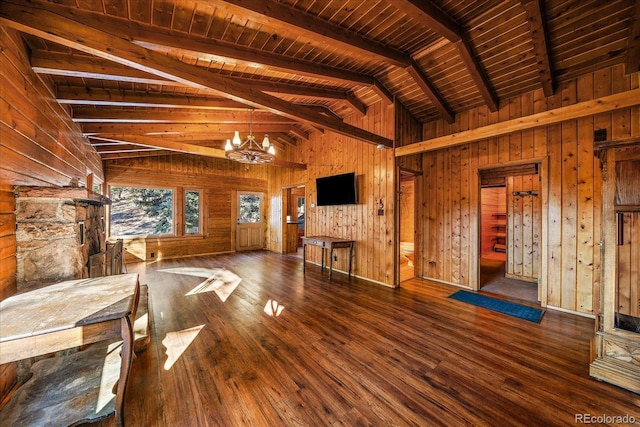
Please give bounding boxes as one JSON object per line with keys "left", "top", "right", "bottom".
{"left": 15, "top": 186, "right": 111, "bottom": 288}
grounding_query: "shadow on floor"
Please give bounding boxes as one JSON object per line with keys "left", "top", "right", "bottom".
{"left": 480, "top": 258, "right": 538, "bottom": 303}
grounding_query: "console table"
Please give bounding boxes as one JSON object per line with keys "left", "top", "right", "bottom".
{"left": 302, "top": 236, "right": 355, "bottom": 281}
{"left": 0, "top": 274, "right": 140, "bottom": 427}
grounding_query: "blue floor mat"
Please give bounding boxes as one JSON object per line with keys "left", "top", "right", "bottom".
{"left": 449, "top": 290, "right": 545, "bottom": 323}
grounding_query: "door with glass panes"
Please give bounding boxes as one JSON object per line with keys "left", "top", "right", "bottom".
{"left": 236, "top": 191, "right": 264, "bottom": 251}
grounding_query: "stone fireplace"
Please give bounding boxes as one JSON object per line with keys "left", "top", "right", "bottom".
{"left": 15, "top": 186, "right": 111, "bottom": 289}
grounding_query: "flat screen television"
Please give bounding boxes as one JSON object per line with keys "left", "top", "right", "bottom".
{"left": 316, "top": 172, "right": 357, "bottom": 206}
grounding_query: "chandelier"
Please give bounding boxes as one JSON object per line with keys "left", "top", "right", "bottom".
{"left": 224, "top": 109, "right": 275, "bottom": 164}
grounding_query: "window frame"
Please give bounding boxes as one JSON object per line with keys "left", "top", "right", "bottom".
{"left": 184, "top": 189, "right": 203, "bottom": 236}
{"left": 108, "top": 185, "right": 177, "bottom": 238}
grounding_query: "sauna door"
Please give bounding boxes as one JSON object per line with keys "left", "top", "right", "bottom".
{"left": 506, "top": 174, "right": 540, "bottom": 283}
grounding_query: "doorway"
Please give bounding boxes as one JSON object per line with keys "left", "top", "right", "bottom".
{"left": 282, "top": 186, "right": 305, "bottom": 254}
{"left": 479, "top": 165, "right": 541, "bottom": 303}
{"left": 399, "top": 172, "right": 417, "bottom": 282}
{"left": 235, "top": 191, "right": 264, "bottom": 251}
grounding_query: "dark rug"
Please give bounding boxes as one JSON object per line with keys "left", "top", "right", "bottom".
{"left": 449, "top": 290, "right": 545, "bottom": 323}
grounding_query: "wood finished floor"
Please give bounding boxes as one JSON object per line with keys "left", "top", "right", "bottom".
{"left": 92, "top": 251, "right": 639, "bottom": 426}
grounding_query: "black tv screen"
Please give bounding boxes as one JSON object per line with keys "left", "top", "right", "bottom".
{"left": 316, "top": 172, "right": 357, "bottom": 206}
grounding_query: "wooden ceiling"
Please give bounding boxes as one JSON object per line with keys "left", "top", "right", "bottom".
{"left": 1, "top": 0, "right": 638, "bottom": 162}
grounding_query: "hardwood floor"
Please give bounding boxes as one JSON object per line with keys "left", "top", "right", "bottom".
{"left": 91, "top": 251, "right": 639, "bottom": 426}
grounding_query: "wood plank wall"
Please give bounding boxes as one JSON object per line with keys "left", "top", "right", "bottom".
{"left": 0, "top": 26, "right": 104, "bottom": 401}
{"left": 420, "top": 65, "right": 639, "bottom": 315}
{"left": 268, "top": 102, "right": 396, "bottom": 286}
{"left": 104, "top": 154, "right": 268, "bottom": 262}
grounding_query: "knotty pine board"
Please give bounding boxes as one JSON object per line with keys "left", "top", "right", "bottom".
{"left": 420, "top": 65, "right": 638, "bottom": 315}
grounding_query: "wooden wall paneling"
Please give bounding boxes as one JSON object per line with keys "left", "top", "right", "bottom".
{"left": 450, "top": 145, "right": 461, "bottom": 283}
{"left": 0, "top": 25, "right": 104, "bottom": 404}
{"left": 506, "top": 174, "right": 539, "bottom": 282}
{"left": 561, "top": 80, "right": 578, "bottom": 311}
{"left": 546, "top": 88, "right": 563, "bottom": 307}
{"left": 522, "top": 174, "right": 534, "bottom": 280}
{"left": 592, "top": 68, "right": 612, "bottom": 320}
{"left": 460, "top": 143, "right": 470, "bottom": 285}
{"left": 576, "top": 73, "right": 596, "bottom": 314}
{"left": 498, "top": 101, "right": 510, "bottom": 164}
{"left": 533, "top": 89, "right": 548, "bottom": 158}
{"left": 416, "top": 66, "right": 638, "bottom": 313}
{"left": 509, "top": 97, "right": 523, "bottom": 161}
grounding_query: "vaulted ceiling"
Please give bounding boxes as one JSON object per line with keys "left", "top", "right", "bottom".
{"left": 1, "top": 0, "right": 638, "bottom": 163}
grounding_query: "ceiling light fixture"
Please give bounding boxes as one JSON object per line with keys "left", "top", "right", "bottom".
{"left": 224, "top": 109, "right": 275, "bottom": 164}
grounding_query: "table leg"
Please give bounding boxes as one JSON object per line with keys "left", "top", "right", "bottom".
{"left": 348, "top": 243, "right": 353, "bottom": 278}
{"left": 115, "top": 314, "right": 134, "bottom": 427}
{"left": 329, "top": 246, "right": 333, "bottom": 281}
{"left": 321, "top": 247, "right": 325, "bottom": 271}
{"left": 303, "top": 243, "right": 306, "bottom": 273}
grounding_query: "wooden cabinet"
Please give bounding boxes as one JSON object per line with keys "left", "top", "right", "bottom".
{"left": 589, "top": 141, "right": 640, "bottom": 394}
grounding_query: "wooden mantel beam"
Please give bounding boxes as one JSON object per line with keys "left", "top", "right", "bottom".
{"left": 0, "top": 0, "right": 393, "bottom": 148}
{"left": 396, "top": 88, "right": 640, "bottom": 156}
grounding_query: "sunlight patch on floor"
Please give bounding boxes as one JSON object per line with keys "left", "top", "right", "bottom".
{"left": 96, "top": 343, "right": 121, "bottom": 414}
{"left": 264, "top": 299, "right": 285, "bottom": 317}
{"left": 162, "top": 325, "right": 205, "bottom": 370}
{"left": 185, "top": 269, "right": 242, "bottom": 302}
{"left": 159, "top": 267, "right": 223, "bottom": 279}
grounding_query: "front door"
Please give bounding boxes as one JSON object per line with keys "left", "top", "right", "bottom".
{"left": 236, "top": 191, "right": 264, "bottom": 251}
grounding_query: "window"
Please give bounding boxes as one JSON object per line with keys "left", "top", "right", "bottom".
{"left": 185, "top": 190, "right": 201, "bottom": 234}
{"left": 238, "top": 193, "right": 262, "bottom": 223}
{"left": 110, "top": 186, "right": 174, "bottom": 236}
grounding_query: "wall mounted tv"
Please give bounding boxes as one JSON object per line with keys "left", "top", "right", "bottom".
{"left": 316, "top": 172, "right": 357, "bottom": 206}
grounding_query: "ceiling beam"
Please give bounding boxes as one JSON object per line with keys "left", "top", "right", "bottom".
{"left": 387, "top": 0, "right": 499, "bottom": 112}
{"left": 80, "top": 123, "right": 299, "bottom": 136}
{"left": 31, "top": 50, "right": 185, "bottom": 86}
{"left": 34, "top": 51, "right": 365, "bottom": 115}
{"left": 100, "top": 151, "right": 174, "bottom": 160}
{"left": 0, "top": 0, "right": 393, "bottom": 147}
{"left": 57, "top": 87, "right": 251, "bottom": 110}
{"left": 405, "top": 61, "right": 455, "bottom": 123}
{"left": 626, "top": 0, "right": 640, "bottom": 74}
{"left": 28, "top": 12, "right": 377, "bottom": 88}
{"left": 395, "top": 88, "right": 640, "bottom": 156}
{"left": 218, "top": 0, "right": 409, "bottom": 68}
{"left": 90, "top": 135, "right": 307, "bottom": 169}
{"left": 519, "top": 0, "right": 555, "bottom": 96}
{"left": 71, "top": 108, "right": 297, "bottom": 124}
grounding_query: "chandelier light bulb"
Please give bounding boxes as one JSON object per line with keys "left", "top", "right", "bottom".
{"left": 224, "top": 139, "right": 232, "bottom": 151}
{"left": 268, "top": 145, "right": 275, "bottom": 155}
{"left": 262, "top": 134, "right": 270, "bottom": 150}
{"left": 232, "top": 130, "right": 241, "bottom": 146}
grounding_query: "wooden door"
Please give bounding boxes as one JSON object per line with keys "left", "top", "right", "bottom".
{"left": 506, "top": 174, "right": 540, "bottom": 282}
{"left": 236, "top": 191, "right": 264, "bottom": 251}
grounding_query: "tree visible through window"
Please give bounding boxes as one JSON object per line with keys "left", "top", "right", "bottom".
{"left": 185, "top": 190, "right": 201, "bottom": 234}
{"left": 239, "top": 193, "right": 261, "bottom": 223}
{"left": 110, "top": 187, "right": 173, "bottom": 235}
